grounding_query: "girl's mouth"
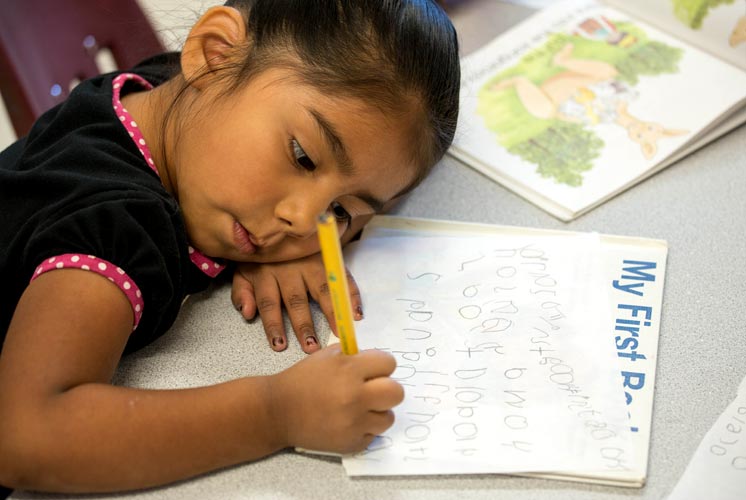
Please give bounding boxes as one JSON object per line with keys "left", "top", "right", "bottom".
{"left": 233, "top": 221, "right": 256, "bottom": 255}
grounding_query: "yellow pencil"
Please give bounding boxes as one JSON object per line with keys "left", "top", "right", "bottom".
{"left": 316, "top": 213, "right": 359, "bottom": 355}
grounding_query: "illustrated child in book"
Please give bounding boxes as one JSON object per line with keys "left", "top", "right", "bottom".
{"left": 492, "top": 42, "right": 687, "bottom": 159}
{"left": 0, "top": 0, "right": 460, "bottom": 493}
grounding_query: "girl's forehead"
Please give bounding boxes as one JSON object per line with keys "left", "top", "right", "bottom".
{"left": 324, "top": 101, "right": 421, "bottom": 183}
{"left": 334, "top": 111, "right": 420, "bottom": 200}
{"left": 219, "top": 67, "right": 425, "bottom": 196}
{"left": 274, "top": 76, "right": 423, "bottom": 177}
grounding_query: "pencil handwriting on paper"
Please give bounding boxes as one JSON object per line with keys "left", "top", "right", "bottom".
{"left": 667, "top": 375, "right": 746, "bottom": 500}
{"left": 343, "top": 235, "right": 633, "bottom": 475}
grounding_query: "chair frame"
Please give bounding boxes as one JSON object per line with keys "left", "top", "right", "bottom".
{"left": 0, "top": 0, "right": 164, "bottom": 137}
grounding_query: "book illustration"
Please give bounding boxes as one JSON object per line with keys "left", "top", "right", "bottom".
{"left": 730, "top": 13, "right": 746, "bottom": 46}
{"left": 602, "top": 0, "right": 746, "bottom": 70}
{"left": 478, "top": 20, "right": 688, "bottom": 187}
{"left": 453, "top": 0, "right": 746, "bottom": 220}
{"left": 670, "top": 0, "right": 746, "bottom": 47}
{"left": 671, "top": 0, "right": 734, "bottom": 28}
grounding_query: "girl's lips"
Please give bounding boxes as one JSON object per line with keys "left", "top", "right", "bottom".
{"left": 233, "top": 221, "right": 256, "bottom": 255}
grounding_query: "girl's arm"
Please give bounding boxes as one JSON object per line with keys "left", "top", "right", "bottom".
{"left": 0, "top": 269, "right": 402, "bottom": 493}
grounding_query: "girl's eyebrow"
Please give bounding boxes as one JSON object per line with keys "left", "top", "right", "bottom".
{"left": 307, "top": 107, "right": 355, "bottom": 175}
{"left": 358, "top": 193, "right": 385, "bottom": 213}
{"left": 307, "top": 107, "right": 386, "bottom": 213}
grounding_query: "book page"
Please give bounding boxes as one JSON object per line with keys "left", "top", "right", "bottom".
{"left": 451, "top": 0, "right": 746, "bottom": 220}
{"left": 337, "top": 218, "right": 667, "bottom": 484}
{"left": 667, "top": 373, "right": 746, "bottom": 500}
{"left": 338, "top": 216, "right": 667, "bottom": 486}
{"left": 604, "top": 0, "right": 746, "bottom": 71}
{"left": 499, "top": 0, "right": 556, "bottom": 8}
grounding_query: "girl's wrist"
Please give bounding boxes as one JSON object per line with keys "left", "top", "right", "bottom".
{"left": 260, "top": 374, "right": 292, "bottom": 451}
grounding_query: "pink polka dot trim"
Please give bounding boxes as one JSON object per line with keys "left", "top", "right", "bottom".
{"left": 30, "top": 254, "right": 144, "bottom": 330}
{"left": 188, "top": 246, "right": 224, "bottom": 278}
{"left": 111, "top": 73, "right": 226, "bottom": 278}
{"left": 112, "top": 73, "right": 157, "bottom": 175}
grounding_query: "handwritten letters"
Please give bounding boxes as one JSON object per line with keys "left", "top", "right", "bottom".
{"left": 343, "top": 233, "right": 634, "bottom": 476}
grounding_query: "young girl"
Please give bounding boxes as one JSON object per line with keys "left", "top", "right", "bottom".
{"left": 0, "top": 0, "right": 459, "bottom": 494}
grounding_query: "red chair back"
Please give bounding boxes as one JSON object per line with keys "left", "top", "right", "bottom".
{"left": 0, "top": 0, "right": 165, "bottom": 137}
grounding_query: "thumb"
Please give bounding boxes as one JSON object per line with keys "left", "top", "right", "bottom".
{"left": 232, "top": 272, "right": 258, "bottom": 320}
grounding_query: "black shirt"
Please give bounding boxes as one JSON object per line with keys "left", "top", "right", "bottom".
{"left": 0, "top": 53, "right": 217, "bottom": 353}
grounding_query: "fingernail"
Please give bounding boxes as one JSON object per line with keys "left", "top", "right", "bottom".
{"left": 272, "top": 337, "right": 285, "bottom": 347}
{"left": 305, "top": 336, "right": 318, "bottom": 347}
{"left": 235, "top": 304, "right": 243, "bottom": 312}
{"left": 356, "top": 305, "right": 364, "bottom": 319}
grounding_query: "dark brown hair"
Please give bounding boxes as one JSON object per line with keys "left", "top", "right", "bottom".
{"left": 172, "top": 0, "right": 460, "bottom": 193}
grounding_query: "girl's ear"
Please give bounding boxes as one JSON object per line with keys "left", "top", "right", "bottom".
{"left": 180, "top": 6, "right": 247, "bottom": 89}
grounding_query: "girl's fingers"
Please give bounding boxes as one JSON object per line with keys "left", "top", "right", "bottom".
{"left": 362, "top": 377, "right": 405, "bottom": 411}
{"left": 233, "top": 256, "right": 360, "bottom": 353}
{"left": 252, "top": 274, "right": 288, "bottom": 352}
{"left": 345, "top": 413, "right": 397, "bottom": 454}
{"left": 345, "top": 268, "right": 364, "bottom": 321}
{"left": 365, "top": 409, "right": 397, "bottom": 437}
{"left": 311, "top": 267, "right": 363, "bottom": 337}
{"left": 280, "top": 277, "right": 320, "bottom": 354}
{"left": 310, "top": 272, "right": 337, "bottom": 336}
{"left": 355, "top": 349, "right": 398, "bottom": 379}
{"left": 231, "top": 272, "right": 257, "bottom": 320}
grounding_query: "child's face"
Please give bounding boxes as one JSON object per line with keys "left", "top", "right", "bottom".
{"left": 169, "top": 67, "right": 421, "bottom": 263}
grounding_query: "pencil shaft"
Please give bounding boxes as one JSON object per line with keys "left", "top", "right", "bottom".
{"left": 317, "top": 215, "right": 359, "bottom": 355}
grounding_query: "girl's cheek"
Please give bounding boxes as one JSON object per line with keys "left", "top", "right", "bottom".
{"left": 269, "top": 238, "right": 322, "bottom": 263}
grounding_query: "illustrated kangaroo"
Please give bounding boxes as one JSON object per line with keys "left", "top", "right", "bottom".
{"left": 492, "top": 43, "right": 687, "bottom": 159}
{"left": 730, "top": 15, "right": 746, "bottom": 47}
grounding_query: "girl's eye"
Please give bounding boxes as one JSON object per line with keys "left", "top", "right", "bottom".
{"left": 330, "top": 201, "right": 351, "bottom": 224}
{"left": 291, "top": 139, "right": 316, "bottom": 172}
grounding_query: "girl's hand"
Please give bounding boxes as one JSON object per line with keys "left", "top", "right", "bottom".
{"left": 268, "top": 344, "right": 404, "bottom": 453}
{"left": 231, "top": 253, "right": 363, "bottom": 354}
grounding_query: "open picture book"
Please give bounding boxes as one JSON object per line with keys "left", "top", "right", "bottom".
{"left": 316, "top": 215, "right": 668, "bottom": 487}
{"left": 449, "top": 0, "right": 746, "bottom": 221}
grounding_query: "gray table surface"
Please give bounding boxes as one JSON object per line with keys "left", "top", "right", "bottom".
{"left": 12, "top": 1, "right": 746, "bottom": 499}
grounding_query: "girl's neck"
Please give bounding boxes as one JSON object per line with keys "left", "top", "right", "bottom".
{"left": 120, "top": 78, "right": 181, "bottom": 199}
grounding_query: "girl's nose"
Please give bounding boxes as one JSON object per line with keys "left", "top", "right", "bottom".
{"left": 275, "top": 193, "right": 328, "bottom": 238}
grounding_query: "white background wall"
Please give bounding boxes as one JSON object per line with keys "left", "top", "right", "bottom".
{"left": 0, "top": 0, "right": 222, "bottom": 150}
